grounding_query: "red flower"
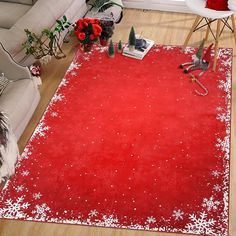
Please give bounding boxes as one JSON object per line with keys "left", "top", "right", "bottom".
{"left": 94, "top": 19, "right": 100, "bottom": 24}
{"left": 76, "top": 32, "right": 86, "bottom": 41}
{"left": 75, "top": 19, "right": 84, "bottom": 30}
{"left": 83, "top": 18, "right": 90, "bottom": 23}
{"left": 90, "top": 19, "right": 100, "bottom": 24}
{"left": 74, "top": 18, "right": 102, "bottom": 43}
{"left": 89, "top": 34, "right": 95, "bottom": 40}
{"left": 92, "top": 24, "right": 102, "bottom": 37}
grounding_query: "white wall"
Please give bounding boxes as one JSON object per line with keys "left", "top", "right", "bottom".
{"left": 123, "top": 0, "right": 190, "bottom": 13}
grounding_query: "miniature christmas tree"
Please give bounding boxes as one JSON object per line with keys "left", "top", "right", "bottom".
{"left": 108, "top": 40, "right": 115, "bottom": 58}
{"left": 128, "top": 26, "right": 136, "bottom": 51}
{"left": 196, "top": 39, "right": 205, "bottom": 59}
{"left": 118, "top": 40, "right": 123, "bottom": 53}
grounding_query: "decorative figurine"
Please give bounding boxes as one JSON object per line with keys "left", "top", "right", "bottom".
{"left": 118, "top": 40, "right": 123, "bottom": 53}
{"left": 108, "top": 40, "right": 115, "bottom": 58}
{"left": 179, "top": 42, "right": 214, "bottom": 97}
{"left": 128, "top": 26, "right": 136, "bottom": 51}
{"left": 180, "top": 43, "right": 213, "bottom": 76}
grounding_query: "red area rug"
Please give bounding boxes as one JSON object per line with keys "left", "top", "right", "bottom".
{"left": 0, "top": 45, "right": 232, "bottom": 236}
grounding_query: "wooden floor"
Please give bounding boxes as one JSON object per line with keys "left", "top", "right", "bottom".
{"left": 0, "top": 8, "right": 235, "bottom": 236}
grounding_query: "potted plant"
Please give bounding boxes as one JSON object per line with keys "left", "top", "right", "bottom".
{"left": 22, "top": 15, "right": 71, "bottom": 63}
{"left": 129, "top": 26, "right": 136, "bottom": 51}
{"left": 99, "top": 20, "right": 114, "bottom": 46}
{"left": 74, "top": 18, "right": 102, "bottom": 52}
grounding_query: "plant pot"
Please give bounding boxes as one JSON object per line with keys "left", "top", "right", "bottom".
{"left": 100, "top": 38, "right": 108, "bottom": 46}
{"left": 129, "top": 45, "right": 135, "bottom": 52}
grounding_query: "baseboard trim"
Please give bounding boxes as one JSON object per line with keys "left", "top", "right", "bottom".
{"left": 123, "top": 1, "right": 191, "bottom": 13}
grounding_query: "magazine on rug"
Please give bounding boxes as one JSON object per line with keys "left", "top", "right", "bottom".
{"left": 122, "top": 35, "right": 155, "bottom": 60}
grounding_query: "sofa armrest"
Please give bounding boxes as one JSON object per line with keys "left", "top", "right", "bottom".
{"left": 0, "top": 42, "right": 31, "bottom": 80}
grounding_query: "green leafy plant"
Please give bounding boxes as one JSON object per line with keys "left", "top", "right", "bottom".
{"left": 22, "top": 15, "right": 71, "bottom": 60}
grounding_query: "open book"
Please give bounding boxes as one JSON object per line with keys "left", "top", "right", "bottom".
{"left": 122, "top": 36, "right": 155, "bottom": 60}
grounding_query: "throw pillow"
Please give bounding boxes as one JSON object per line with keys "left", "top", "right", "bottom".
{"left": 206, "top": 0, "right": 229, "bottom": 10}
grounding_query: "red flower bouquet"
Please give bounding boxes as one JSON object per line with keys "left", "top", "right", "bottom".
{"left": 74, "top": 18, "right": 102, "bottom": 51}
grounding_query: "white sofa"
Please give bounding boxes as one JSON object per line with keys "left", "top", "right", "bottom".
{"left": 0, "top": 43, "right": 40, "bottom": 140}
{"left": 0, "top": 0, "right": 88, "bottom": 65}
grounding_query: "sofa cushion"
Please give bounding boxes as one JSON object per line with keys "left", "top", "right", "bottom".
{"left": 0, "top": 78, "right": 37, "bottom": 132}
{"left": 0, "top": 2, "right": 32, "bottom": 29}
{"left": 0, "top": 0, "right": 33, "bottom": 5}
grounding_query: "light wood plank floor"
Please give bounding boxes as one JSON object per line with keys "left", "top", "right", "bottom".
{"left": 0, "top": 9, "right": 235, "bottom": 236}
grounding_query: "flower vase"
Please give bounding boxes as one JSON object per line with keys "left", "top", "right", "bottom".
{"left": 83, "top": 44, "right": 93, "bottom": 52}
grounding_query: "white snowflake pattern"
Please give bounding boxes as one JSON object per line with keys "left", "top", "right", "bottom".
{"left": 67, "top": 62, "right": 81, "bottom": 73}
{"left": 33, "top": 192, "right": 42, "bottom": 200}
{"left": 60, "top": 78, "right": 69, "bottom": 87}
{"left": 212, "top": 170, "right": 221, "bottom": 178}
{"left": 218, "top": 80, "right": 231, "bottom": 93}
{"left": 101, "top": 215, "right": 119, "bottom": 227}
{"left": 32, "top": 203, "right": 51, "bottom": 220}
{"left": 216, "top": 113, "right": 230, "bottom": 123}
{"left": 95, "top": 46, "right": 107, "bottom": 53}
{"left": 33, "top": 122, "right": 50, "bottom": 138}
{"left": 71, "top": 71, "right": 77, "bottom": 76}
{"left": 216, "top": 106, "right": 223, "bottom": 112}
{"left": 88, "top": 209, "right": 98, "bottom": 217}
{"left": 15, "top": 185, "right": 24, "bottom": 192}
{"left": 202, "top": 196, "right": 220, "bottom": 211}
{"left": 185, "top": 211, "right": 216, "bottom": 235}
{"left": 213, "top": 184, "right": 221, "bottom": 192}
{"left": 153, "top": 47, "right": 161, "bottom": 53}
{"left": 21, "top": 170, "right": 29, "bottom": 176}
{"left": 184, "top": 47, "right": 195, "bottom": 54}
{"left": 215, "top": 137, "right": 230, "bottom": 153}
{"left": 163, "top": 45, "right": 174, "bottom": 50}
{"left": 83, "top": 56, "right": 91, "bottom": 61}
{"left": 21, "top": 148, "right": 32, "bottom": 160}
{"left": 172, "top": 209, "right": 184, "bottom": 220}
{"left": 51, "top": 112, "right": 58, "bottom": 118}
{"left": 146, "top": 216, "right": 156, "bottom": 224}
{"left": 0, "top": 196, "right": 30, "bottom": 219}
{"left": 51, "top": 94, "right": 65, "bottom": 103}
{"left": 221, "top": 58, "right": 231, "bottom": 68}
